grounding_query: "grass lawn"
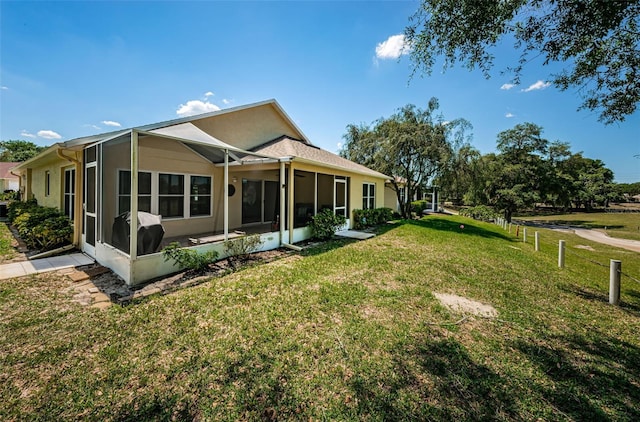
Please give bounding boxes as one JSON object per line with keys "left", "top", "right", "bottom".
{"left": 517, "top": 212, "right": 640, "bottom": 241}
{"left": 1, "top": 215, "right": 639, "bottom": 420}
{"left": 0, "top": 222, "right": 17, "bottom": 263}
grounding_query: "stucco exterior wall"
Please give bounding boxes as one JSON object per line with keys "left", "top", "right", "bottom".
{"left": 192, "top": 104, "right": 303, "bottom": 151}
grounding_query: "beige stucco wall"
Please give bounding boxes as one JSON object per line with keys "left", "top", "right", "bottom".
{"left": 26, "top": 156, "right": 70, "bottom": 210}
{"left": 192, "top": 103, "right": 303, "bottom": 151}
{"left": 384, "top": 184, "right": 399, "bottom": 211}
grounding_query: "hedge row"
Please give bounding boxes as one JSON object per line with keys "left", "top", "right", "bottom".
{"left": 353, "top": 207, "right": 393, "bottom": 230}
{"left": 8, "top": 199, "right": 73, "bottom": 251}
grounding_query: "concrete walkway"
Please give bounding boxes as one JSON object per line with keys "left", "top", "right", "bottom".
{"left": 0, "top": 253, "right": 94, "bottom": 280}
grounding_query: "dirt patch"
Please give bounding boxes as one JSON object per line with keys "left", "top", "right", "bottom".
{"left": 575, "top": 245, "right": 595, "bottom": 251}
{"left": 433, "top": 292, "right": 498, "bottom": 318}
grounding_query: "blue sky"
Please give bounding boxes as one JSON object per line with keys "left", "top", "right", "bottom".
{"left": 1, "top": 1, "right": 638, "bottom": 182}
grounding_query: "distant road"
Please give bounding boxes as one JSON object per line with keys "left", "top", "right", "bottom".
{"left": 514, "top": 219, "right": 640, "bottom": 253}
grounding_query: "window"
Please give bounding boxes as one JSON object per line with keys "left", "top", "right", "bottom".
{"left": 117, "top": 170, "right": 152, "bottom": 215}
{"left": 45, "top": 171, "right": 51, "bottom": 197}
{"left": 399, "top": 187, "right": 406, "bottom": 203}
{"left": 64, "top": 168, "right": 75, "bottom": 220}
{"left": 158, "top": 173, "right": 184, "bottom": 218}
{"left": 117, "top": 171, "right": 211, "bottom": 219}
{"left": 190, "top": 175, "right": 211, "bottom": 216}
{"left": 363, "top": 182, "right": 375, "bottom": 209}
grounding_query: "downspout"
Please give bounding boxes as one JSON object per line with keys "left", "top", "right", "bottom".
{"left": 57, "top": 148, "right": 82, "bottom": 246}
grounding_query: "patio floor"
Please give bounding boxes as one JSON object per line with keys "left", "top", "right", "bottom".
{"left": 159, "top": 223, "right": 274, "bottom": 249}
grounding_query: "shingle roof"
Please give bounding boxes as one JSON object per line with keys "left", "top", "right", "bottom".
{"left": 0, "top": 162, "right": 20, "bottom": 179}
{"left": 248, "top": 136, "right": 389, "bottom": 179}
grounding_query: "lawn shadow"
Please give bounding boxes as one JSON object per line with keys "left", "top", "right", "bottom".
{"left": 407, "top": 217, "right": 514, "bottom": 241}
{"left": 347, "top": 336, "right": 518, "bottom": 419}
{"left": 561, "top": 284, "right": 640, "bottom": 315}
{"left": 525, "top": 219, "right": 624, "bottom": 230}
{"left": 513, "top": 332, "right": 640, "bottom": 420}
{"left": 301, "top": 237, "right": 359, "bottom": 257}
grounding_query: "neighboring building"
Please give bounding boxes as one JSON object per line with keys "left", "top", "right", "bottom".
{"left": 384, "top": 178, "right": 439, "bottom": 213}
{"left": 0, "top": 162, "right": 20, "bottom": 192}
{"left": 13, "top": 99, "right": 389, "bottom": 285}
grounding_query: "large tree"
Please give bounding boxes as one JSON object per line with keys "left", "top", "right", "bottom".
{"left": 0, "top": 140, "right": 46, "bottom": 162}
{"left": 405, "top": 0, "right": 640, "bottom": 124}
{"left": 341, "top": 98, "right": 467, "bottom": 218}
{"left": 486, "top": 123, "right": 549, "bottom": 221}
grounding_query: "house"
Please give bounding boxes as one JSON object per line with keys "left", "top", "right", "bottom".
{"left": 0, "top": 162, "right": 20, "bottom": 192}
{"left": 384, "top": 177, "right": 439, "bottom": 213}
{"left": 12, "top": 99, "right": 389, "bottom": 285}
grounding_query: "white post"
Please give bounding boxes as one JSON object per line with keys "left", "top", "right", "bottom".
{"left": 535, "top": 231, "right": 540, "bottom": 251}
{"left": 523, "top": 227, "right": 527, "bottom": 243}
{"left": 558, "top": 240, "right": 565, "bottom": 268}
{"left": 223, "top": 149, "right": 229, "bottom": 241}
{"left": 130, "top": 130, "right": 138, "bottom": 262}
{"left": 288, "top": 163, "right": 295, "bottom": 245}
{"left": 509, "top": 223, "right": 512, "bottom": 233}
{"left": 431, "top": 188, "right": 436, "bottom": 212}
{"left": 279, "top": 160, "right": 285, "bottom": 245}
{"left": 503, "top": 220, "right": 507, "bottom": 230}
{"left": 609, "top": 260, "right": 621, "bottom": 305}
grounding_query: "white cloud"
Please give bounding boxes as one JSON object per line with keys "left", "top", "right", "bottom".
{"left": 375, "top": 34, "right": 411, "bottom": 59}
{"left": 522, "top": 80, "right": 551, "bottom": 92}
{"left": 1, "top": 86, "right": 8, "bottom": 90}
{"left": 37, "top": 130, "right": 62, "bottom": 139}
{"left": 21, "top": 130, "right": 36, "bottom": 138}
{"left": 500, "top": 83, "right": 515, "bottom": 90}
{"left": 84, "top": 124, "right": 101, "bottom": 130}
{"left": 176, "top": 100, "right": 220, "bottom": 117}
{"left": 102, "top": 120, "right": 121, "bottom": 127}
{"left": 222, "top": 98, "right": 231, "bottom": 105}
{"left": 204, "top": 91, "right": 214, "bottom": 97}
{"left": 337, "top": 142, "right": 343, "bottom": 149}
{"left": 505, "top": 112, "right": 515, "bottom": 118}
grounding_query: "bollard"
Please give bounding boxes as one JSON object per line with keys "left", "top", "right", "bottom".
{"left": 609, "top": 260, "right": 621, "bottom": 305}
{"left": 509, "top": 223, "right": 512, "bottom": 233}
{"left": 516, "top": 225, "right": 520, "bottom": 237}
{"left": 535, "top": 231, "right": 540, "bottom": 251}
{"left": 558, "top": 240, "right": 565, "bottom": 268}
{"left": 523, "top": 227, "right": 527, "bottom": 243}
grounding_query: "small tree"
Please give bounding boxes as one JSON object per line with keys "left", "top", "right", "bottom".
{"left": 0, "top": 140, "right": 45, "bottom": 162}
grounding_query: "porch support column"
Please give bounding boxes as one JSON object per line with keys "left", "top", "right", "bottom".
{"left": 288, "top": 162, "right": 295, "bottom": 245}
{"left": 224, "top": 149, "right": 229, "bottom": 241}
{"left": 432, "top": 187, "right": 436, "bottom": 212}
{"left": 130, "top": 130, "right": 139, "bottom": 262}
{"left": 279, "top": 160, "right": 285, "bottom": 245}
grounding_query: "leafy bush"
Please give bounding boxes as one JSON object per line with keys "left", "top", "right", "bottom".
{"left": 10, "top": 200, "right": 72, "bottom": 251}
{"left": 162, "top": 242, "right": 219, "bottom": 272}
{"left": 459, "top": 205, "right": 499, "bottom": 221}
{"left": 7, "top": 198, "right": 38, "bottom": 223}
{"left": 353, "top": 208, "right": 394, "bottom": 229}
{"left": 411, "top": 200, "right": 429, "bottom": 214}
{"left": 223, "top": 234, "right": 264, "bottom": 262}
{"left": 309, "top": 209, "right": 346, "bottom": 240}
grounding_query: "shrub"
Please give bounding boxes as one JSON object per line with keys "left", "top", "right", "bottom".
{"left": 162, "top": 242, "right": 219, "bottom": 272}
{"left": 411, "top": 200, "right": 429, "bottom": 214}
{"left": 224, "top": 234, "right": 264, "bottom": 263}
{"left": 309, "top": 209, "right": 346, "bottom": 240}
{"left": 7, "top": 198, "right": 38, "bottom": 223}
{"left": 353, "top": 207, "right": 394, "bottom": 229}
{"left": 459, "top": 205, "right": 499, "bottom": 221}
{"left": 10, "top": 200, "right": 72, "bottom": 251}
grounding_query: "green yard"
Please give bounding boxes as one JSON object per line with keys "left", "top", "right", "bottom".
{"left": 1, "top": 215, "right": 639, "bottom": 420}
{"left": 517, "top": 211, "right": 640, "bottom": 241}
{"left": 0, "top": 223, "right": 17, "bottom": 263}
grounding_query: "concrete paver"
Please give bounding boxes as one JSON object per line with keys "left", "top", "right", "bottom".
{"left": 0, "top": 253, "right": 94, "bottom": 280}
